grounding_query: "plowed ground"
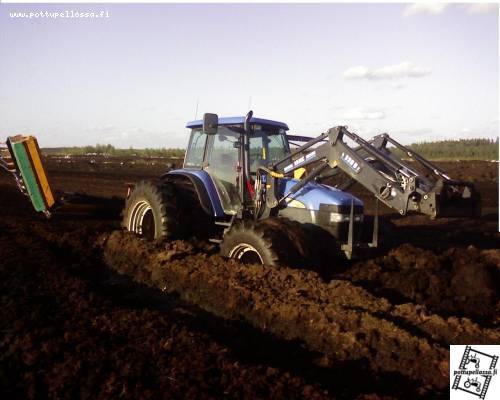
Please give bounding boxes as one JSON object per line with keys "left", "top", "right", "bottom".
{"left": 0, "top": 157, "right": 498, "bottom": 399}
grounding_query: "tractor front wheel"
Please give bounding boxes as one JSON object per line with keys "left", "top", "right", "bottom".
{"left": 220, "top": 220, "right": 297, "bottom": 266}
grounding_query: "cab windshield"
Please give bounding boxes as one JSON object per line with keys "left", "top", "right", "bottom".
{"left": 249, "top": 125, "right": 290, "bottom": 174}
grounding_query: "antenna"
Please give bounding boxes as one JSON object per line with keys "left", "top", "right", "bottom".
{"left": 194, "top": 98, "right": 199, "bottom": 120}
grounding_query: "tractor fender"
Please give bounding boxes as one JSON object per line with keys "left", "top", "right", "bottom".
{"left": 163, "top": 169, "right": 226, "bottom": 218}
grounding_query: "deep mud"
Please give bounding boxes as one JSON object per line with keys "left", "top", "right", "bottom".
{"left": 102, "top": 233, "right": 499, "bottom": 392}
{"left": 0, "top": 157, "right": 499, "bottom": 399}
{"left": 344, "top": 244, "right": 500, "bottom": 323}
{"left": 0, "top": 219, "right": 336, "bottom": 399}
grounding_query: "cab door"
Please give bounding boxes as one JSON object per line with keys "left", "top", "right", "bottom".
{"left": 205, "top": 126, "right": 241, "bottom": 215}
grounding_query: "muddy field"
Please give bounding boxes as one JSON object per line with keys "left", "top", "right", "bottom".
{"left": 0, "top": 156, "right": 499, "bottom": 399}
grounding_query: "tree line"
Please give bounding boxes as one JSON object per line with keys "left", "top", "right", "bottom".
{"left": 394, "top": 138, "right": 498, "bottom": 160}
{"left": 46, "top": 144, "right": 185, "bottom": 158}
{"left": 45, "top": 138, "right": 498, "bottom": 161}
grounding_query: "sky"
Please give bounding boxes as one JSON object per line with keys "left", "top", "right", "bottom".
{"left": 0, "top": 2, "right": 498, "bottom": 148}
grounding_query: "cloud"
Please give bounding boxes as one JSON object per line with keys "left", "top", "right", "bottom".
{"left": 396, "top": 127, "right": 434, "bottom": 138}
{"left": 85, "top": 124, "right": 116, "bottom": 133}
{"left": 333, "top": 107, "right": 387, "bottom": 121}
{"left": 403, "top": 3, "right": 496, "bottom": 17}
{"left": 141, "top": 105, "right": 158, "bottom": 112}
{"left": 343, "top": 61, "right": 431, "bottom": 80}
{"left": 463, "top": 3, "right": 498, "bottom": 14}
{"left": 390, "top": 82, "right": 406, "bottom": 90}
{"left": 336, "top": 122, "right": 376, "bottom": 137}
{"left": 403, "top": 3, "right": 449, "bottom": 17}
{"left": 343, "top": 66, "right": 370, "bottom": 80}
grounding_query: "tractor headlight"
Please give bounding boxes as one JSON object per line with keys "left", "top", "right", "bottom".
{"left": 355, "top": 214, "right": 364, "bottom": 222}
{"left": 330, "top": 213, "right": 364, "bottom": 223}
{"left": 286, "top": 199, "right": 306, "bottom": 208}
{"left": 330, "top": 213, "right": 348, "bottom": 223}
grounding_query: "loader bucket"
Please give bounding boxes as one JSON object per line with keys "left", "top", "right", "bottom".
{"left": 3, "top": 135, "right": 55, "bottom": 215}
{"left": 431, "top": 179, "right": 481, "bottom": 218}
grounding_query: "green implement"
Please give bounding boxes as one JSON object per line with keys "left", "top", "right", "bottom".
{"left": 1, "top": 135, "right": 55, "bottom": 215}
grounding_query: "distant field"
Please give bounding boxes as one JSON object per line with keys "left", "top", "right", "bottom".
{"left": 42, "top": 138, "right": 499, "bottom": 161}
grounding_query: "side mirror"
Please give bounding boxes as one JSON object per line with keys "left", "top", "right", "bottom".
{"left": 244, "top": 110, "right": 253, "bottom": 132}
{"left": 203, "top": 113, "right": 218, "bottom": 135}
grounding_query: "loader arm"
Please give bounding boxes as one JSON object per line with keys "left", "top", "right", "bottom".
{"left": 265, "top": 126, "right": 480, "bottom": 219}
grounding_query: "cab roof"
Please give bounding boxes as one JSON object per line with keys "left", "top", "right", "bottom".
{"left": 186, "top": 116, "right": 289, "bottom": 131}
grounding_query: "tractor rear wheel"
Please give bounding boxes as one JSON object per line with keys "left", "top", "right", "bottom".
{"left": 122, "top": 179, "right": 180, "bottom": 241}
{"left": 220, "top": 219, "right": 298, "bottom": 266}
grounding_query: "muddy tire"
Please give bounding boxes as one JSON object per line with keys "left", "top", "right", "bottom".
{"left": 262, "top": 217, "right": 343, "bottom": 269}
{"left": 220, "top": 219, "right": 297, "bottom": 266}
{"left": 122, "top": 180, "right": 179, "bottom": 241}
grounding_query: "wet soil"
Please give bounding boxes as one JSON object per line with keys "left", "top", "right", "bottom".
{"left": 0, "top": 156, "right": 498, "bottom": 399}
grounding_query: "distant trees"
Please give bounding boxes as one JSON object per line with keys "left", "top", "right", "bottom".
{"left": 394, "top": 138, "right": 498, "bottom": 160}
{"left": 52, "top": 144, "right": 185, "bottom": 158}
{"left": 47, "top": 138, "right": 498, "bottom": 161}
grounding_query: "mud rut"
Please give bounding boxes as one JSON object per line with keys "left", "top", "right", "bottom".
{"left": 1, "top": 218, "right": 336, "bottom": 399}
{"left": 1, "top": 159, "right": 499, "bottom": 399}
{"left": 102, "top": 232, "right": 499, "bottom": 393}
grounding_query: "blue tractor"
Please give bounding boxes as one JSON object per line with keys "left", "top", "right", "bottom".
{"left": 122, "top": 111, "right": 481, "bottom": 265}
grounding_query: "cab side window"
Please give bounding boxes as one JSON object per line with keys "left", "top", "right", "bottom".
{"left": 184, "top": 129, "right": 207, "bottom": 167}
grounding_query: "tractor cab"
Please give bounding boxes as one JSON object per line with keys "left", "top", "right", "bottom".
{"left": 183, "top": 114, "right": 291, "bottom": 215}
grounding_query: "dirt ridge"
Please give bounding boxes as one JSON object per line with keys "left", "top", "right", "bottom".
{"left": 102, "top": 232, "right": 500, "bottom": 391}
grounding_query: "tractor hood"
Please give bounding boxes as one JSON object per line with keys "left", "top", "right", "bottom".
{"left": 278, "top": 178, "right": 363, "bottom": 213}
